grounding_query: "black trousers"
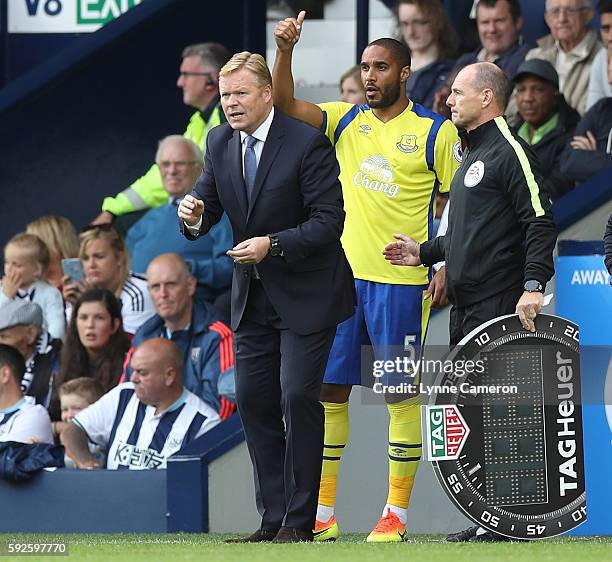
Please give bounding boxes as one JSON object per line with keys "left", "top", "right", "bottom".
{"left": 233, "top": 279, "right": 336, "bottom": 532}
{"left": 449, "top": 286, "right": 523, "bottom": 346}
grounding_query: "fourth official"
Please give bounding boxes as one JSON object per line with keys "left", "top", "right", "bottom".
{"left": 384, "top": 62, "right": 557, "bottom": 541}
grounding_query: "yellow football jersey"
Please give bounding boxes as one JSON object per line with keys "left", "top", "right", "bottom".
{"left": 319, "top": 100, "right": 461, "bottom": 285}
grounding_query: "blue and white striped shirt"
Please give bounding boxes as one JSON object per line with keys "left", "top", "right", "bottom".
{"left": 74, "top": 382, "right": 220, "bottom": 469}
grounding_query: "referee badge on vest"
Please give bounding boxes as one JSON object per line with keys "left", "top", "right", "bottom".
{"left": 464, "top": 161, "right": 484, "bottom": 187}
{"left": 396, "top": 134, "right": 418, "bottom": 153}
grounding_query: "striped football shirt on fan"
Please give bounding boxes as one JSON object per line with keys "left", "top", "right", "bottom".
{"left": 73, "top": 382, "right": 220, "bottom": 469}
{"left": 119, "top": 274, "right": 156, "bottom": 335}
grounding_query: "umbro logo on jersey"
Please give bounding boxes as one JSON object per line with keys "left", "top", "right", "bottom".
{"left": 359, "top": 124, "right": 372, "bottom": 134}
{"left": 396, "top": 134, "right": 418, "bottom": 153}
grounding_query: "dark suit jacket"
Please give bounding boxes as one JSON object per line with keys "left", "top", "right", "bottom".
{"left": 181, "top": 108, "right": 355, "bottom": 335}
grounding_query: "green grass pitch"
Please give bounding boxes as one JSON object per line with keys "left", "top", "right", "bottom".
{"left": 1, "top": 534, "right": 610, "bottom": 562}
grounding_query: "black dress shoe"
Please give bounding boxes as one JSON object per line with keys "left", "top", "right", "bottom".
{"left": 224, "top": 529, "right": 278, "bottom": 543}
{"left": 271, "top": 527, "right": 313, "bottom": 543}
{"left": 446, "top": 525, "right": 479, "bottom": 542}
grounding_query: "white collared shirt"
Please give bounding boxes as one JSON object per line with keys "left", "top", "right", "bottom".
{"left": 239, "top": 106, "right": 274, "bottom": 178}
{"left": 185, "top": 107, "right": 275, "bottom": 234}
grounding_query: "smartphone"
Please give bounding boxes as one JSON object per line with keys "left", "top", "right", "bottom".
{"left": 61, "top": 258, "right": 84, "bottom": 282}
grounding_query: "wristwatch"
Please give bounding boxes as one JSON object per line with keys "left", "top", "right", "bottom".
{"left": 268, "top": 234, "right": 283, "bottom": 257}
{"left": 524, "top": 280, "right": 543, "bottom": 293}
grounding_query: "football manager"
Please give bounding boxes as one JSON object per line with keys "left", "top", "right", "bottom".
{"left": 178, "top": 52, "right": 355, "bottom": 543}
{"left": 383, "top": 62, "right": 557, "bottom": 541}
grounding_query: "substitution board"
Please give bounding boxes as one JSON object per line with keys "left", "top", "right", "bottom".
{"left": 423, "top": 314, "right": 586, "bottom": 539}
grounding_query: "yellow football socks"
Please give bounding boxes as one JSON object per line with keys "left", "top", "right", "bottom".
{"left": 318, "top": 401, "right": 349, "bottom": 512}
{"left": 386, "top": 396, "right": 422, "bottom": 512}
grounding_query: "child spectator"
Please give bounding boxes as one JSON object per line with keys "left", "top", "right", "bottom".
{"left": 1, "top": 233, "right": 65, "bottom": 341}
{"left": 56, "top": 377, "right": 105, "bottom": 467}
{"left": 26, "top": 216, "right": 79, "bottom": 289}
{"left": 56, "top": 377, "right": 104, "bottom": 434}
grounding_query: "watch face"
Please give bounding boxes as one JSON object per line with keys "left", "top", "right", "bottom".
{"left": 424, "top": 314, "right": 586, "bottom": 540}
{"left": 268, "top": 236, "right": 280, "bottom": 256}
{"left": 524, "top": 281, "right": 542, "bottom": 292}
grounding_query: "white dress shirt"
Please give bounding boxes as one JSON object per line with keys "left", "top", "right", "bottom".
{"left": 239, "top": 106, "right": 275, "bottom": 175}
{"left": 186, "top": 107, "right": 275, "bottom": 235}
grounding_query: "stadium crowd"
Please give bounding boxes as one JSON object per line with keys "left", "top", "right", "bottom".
{"left": 0, "top": 0, "right": 611, "bottom": 543}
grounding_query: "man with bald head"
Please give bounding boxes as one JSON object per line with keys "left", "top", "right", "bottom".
{"left": 123, "top": 253, "right": 236, "bottom": 420}
{"left": 62, "top": 338, "right": 220, "bottom": 469}
{"left": 383, "top": 62, "right": 557, "bottom": 541}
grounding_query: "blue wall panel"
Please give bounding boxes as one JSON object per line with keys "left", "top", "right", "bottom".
{"left": 0, "top": 469, "right": 167, "bottom": 533}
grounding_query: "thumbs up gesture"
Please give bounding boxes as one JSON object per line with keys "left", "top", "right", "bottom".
{"left": 274, "top": 10, "right": 306, "bottom": 52}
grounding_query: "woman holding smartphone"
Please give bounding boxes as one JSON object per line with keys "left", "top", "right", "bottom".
{"left": 62, "top": 225, "right": 155, "bottom": 335}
